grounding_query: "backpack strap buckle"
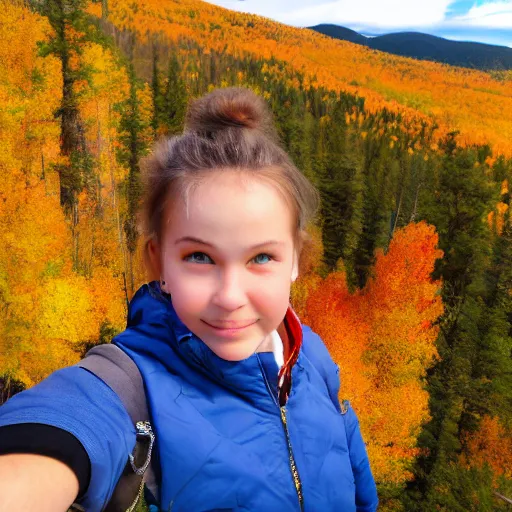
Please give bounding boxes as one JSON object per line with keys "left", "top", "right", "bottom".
{"left": 129, "top": 421, "right": 155, "bottom": 476}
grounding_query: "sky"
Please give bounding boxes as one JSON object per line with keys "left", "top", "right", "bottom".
{"left": 203, "top": 0, "right": 512, "bottom": 48}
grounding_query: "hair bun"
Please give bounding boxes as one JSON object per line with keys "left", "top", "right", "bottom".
{"left": 184, "top": 86, "right": 276, "bottom": 138}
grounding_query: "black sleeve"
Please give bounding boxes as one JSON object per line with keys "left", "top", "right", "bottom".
{"left": 0, "top": 423, "right": 91, "bottom": 499}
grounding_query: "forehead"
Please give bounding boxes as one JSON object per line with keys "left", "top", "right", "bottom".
{"left": 164, "top": 171, "right": 294, "bottom": 242}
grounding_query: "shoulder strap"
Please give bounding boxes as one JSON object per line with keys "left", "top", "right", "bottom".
{"left": 72, "top": 344, "right": 156, "bottom": 512}
{"left": 77, "top": 344, "right": 149, "bottom": 425}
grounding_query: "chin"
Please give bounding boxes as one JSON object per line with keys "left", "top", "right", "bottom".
{"left": 207, "top": 341, "right": 259, "bottom": 362}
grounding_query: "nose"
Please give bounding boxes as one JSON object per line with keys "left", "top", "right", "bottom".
{"left": 211, "top": 267, "right": 247, "bottom": 310}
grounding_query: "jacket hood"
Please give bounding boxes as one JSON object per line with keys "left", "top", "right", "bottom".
{"left": 118, "top": 281, "right": 303, "bottom": 402}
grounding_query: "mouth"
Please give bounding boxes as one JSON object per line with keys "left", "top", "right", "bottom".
{"left": 202, "top": 319, "right": 258, "bottom": 335}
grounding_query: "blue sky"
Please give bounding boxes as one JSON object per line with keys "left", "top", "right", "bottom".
{"left": 203, "top": 0, "right": 512, "bottom": 48}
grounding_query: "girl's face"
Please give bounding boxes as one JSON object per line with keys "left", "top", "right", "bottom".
{"left": 151, "top": 170, "right": 299, "bottom": 362}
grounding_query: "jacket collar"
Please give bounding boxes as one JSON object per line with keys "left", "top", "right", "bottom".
{"left": 125, "top": 281, "right": 303, "bottom": 400}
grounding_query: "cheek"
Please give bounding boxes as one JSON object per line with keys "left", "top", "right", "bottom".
{"left": 252, "top": 279, "right": 291, "bottom": 313}
{"left": 161, "top": 266, "right": 206, "bottom": 309}
{"left": 172, "top": 280, "right": 209, "bottom": 310}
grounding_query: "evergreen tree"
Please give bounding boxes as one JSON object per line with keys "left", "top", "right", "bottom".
{"left": 468, "top": 184, "right": 512, "bottom": 428}
{"left": 403, "top": 133, "right": 500, "bottom": 510}
{"left": 150, "top": 42, "right": 164, "bottom": 139}
{"left": 318, "top": 112, "right": 365, "bottom": 289}
{"left": 352, "top": 132, "right": 393, "bottom": 288}
{"left": 160, "top": 54, "right": 187, "bottom": 136}
{"left": 273, "top": 86, "right": 307, "bottom": 169}
{"left": 115, "top": 49, "right": 150, "bottom": 293}
{"left": 31, "top": 0, "right": 95, "bottom": 215}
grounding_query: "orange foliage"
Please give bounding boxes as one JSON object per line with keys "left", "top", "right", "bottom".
{"left": 487, "top": 202, "right": 509, "bottom": 235}
{"left": 302, "top": 221, "right": 444, "bottom": 484}
{"left": 89, "top": 0, "right": 512, "bottom": 157}
{"left": 487, "top": 179, "right": 510, "bottom": 235}
{"left": 305, "top": 268, "right": 373, "bottom": 404}
{"left": 460, "top": 415, "right": 512, "bottom": 482}
{"left": 362, "top": 222, "right": 444, "bottom": 384}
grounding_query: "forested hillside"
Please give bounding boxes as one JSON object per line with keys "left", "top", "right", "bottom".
{"left": 87, "top": 0, "right": 512, "bottom": 157}
{"left": 0, "top": 0, "right": 511, "bottom": 510}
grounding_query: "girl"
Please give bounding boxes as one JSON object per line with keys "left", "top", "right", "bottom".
{"left": 0, "top": 87, "right": 378, "bottom": 512}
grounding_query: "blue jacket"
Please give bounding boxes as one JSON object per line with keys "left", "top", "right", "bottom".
{"left": 0, "top": 282, "right": 378, "bottom": 512}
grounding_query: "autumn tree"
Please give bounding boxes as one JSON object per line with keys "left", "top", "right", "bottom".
{"left": 302, "top": 221, "right": 443, "bottom": 502}
{"left": 460, "top": 415, "right": 512, "bottom": 484}
{"left": 0, "top": 2, "right": 128, "bottom": 390}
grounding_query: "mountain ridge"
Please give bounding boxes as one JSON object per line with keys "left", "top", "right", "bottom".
{"left": 308, "top": 24, "right": 512, "bottom": 70}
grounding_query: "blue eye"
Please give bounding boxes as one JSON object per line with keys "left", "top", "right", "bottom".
{"left": 253, "top": 253, "right": 273, "bottom": 264}
{"left": 183, "top": 252, "right": 274, "bottom": 265}
{"left": 184, "top": 252, "right": 213, "bottom": 264}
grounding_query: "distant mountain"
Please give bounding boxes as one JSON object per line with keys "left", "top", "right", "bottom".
{"left": 308, "top": 25, "right": 367, "bottom": 45}
{"left": 308, "top": 24, "right": 512, "bottom": 70}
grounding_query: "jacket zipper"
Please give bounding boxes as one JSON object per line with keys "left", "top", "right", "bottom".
{"left": 126, "top": 477, "right": 146, "bottom": 512}
{"left": 256, "top": 356, "right": 304, "bottom": 512}
{"left": 280, "top": 405, "right": 304, "bottom": 511}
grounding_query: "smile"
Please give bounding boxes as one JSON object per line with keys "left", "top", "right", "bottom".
{"left": 202, "top": 319, "right": 258, "bottom": 336}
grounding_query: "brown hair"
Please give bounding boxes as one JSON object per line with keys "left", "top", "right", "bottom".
{"left": 140, "top": 86, "right": 321, "bottom": 278}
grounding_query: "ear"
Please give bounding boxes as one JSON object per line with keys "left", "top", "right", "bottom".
{"left": 147, "top": 238, "right": 162, "bottom": 280}
{"left": 291, "top": 250, "right": 299, "bottom": 283}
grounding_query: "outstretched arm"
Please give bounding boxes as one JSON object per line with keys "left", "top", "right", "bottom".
{"left": 0, "top": 453, "right": 79, "bottom": 512}
{"left": 0, "top": 366, "right": 136, "bottom": 512}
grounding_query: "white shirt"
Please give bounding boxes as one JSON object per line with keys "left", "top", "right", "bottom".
{"left": 270, "top": 329, "right": 284, "bottom": 369}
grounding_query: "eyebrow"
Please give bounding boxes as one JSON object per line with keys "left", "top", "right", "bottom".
{"left": 175, "top": 236, "right": 285, "bottom": 250}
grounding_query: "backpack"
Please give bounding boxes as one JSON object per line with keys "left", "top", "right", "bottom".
{"left": 71, "top": 340, "right": 351, "bottom": 512}
{"left": 69, "top": 344, "right": 158, "bottom": 512}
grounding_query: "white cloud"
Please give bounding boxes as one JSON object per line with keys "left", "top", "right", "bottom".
{"left": 284, "top": 0, "right": 453, "bottom": 28}
{"left": 451, "top": 1, "right": 512, "bottom": 28}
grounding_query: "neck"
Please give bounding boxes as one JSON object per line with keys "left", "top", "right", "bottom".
{"left": 255, "top": 333, "right": 274, "bottom": 353}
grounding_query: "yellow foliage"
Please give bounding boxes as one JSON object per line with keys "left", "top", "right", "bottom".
{"left": 38, "top": 277, "right": 98, "bottom": 343}
{"left": 0, "top": 2, "right": 130, "bottom": 387}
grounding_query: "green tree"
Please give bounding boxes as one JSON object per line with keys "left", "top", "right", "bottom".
{"left": 31, "top": 0, "right": 95, "bottom": 215}
{"left": 160, "top": 54, "right": 187, "bottom": 136}
{"left": 403, "top": 133, "right": 500, "bottom": 511}
{"left": 150, "top": 42, "right": 164, "bottom": 138}
{"left": 115, "top": 48, "right": 151, "bottom": 293}
{"left": 318, "top": 113, "right": 365, "bottom": 289}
